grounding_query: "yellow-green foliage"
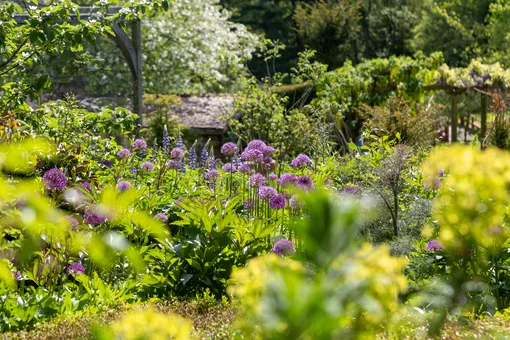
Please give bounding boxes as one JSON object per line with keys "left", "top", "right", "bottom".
{"left": 423, "top": 145, "right": 510, "bottom": 253}
{"left": 108, "top": 308, "right": 192, "bottom": 340}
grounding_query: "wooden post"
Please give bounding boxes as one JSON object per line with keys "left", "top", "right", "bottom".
{"left": 132, "top": 20, "right": 143, "bottom": 127}
{"left": 480, "top": 93, "right": 488, "bottom": 144}
{"left": 451, "top": 94, "right": 458, "bottom": 142}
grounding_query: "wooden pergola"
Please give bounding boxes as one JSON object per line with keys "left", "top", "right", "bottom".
{"left": 13, "top": 3, "right": 144, "bottom": 125}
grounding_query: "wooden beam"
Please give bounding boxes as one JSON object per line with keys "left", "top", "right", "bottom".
{"left": 480, "top": 93, "right": 488, "bottom": 145}
{"left": 132, "top": 20, "right": 143, "bottom": 127}
{"left": 451, "top": 94, "right": 458, "bottom": 142}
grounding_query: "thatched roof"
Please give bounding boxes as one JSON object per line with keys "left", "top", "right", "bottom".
{"left": 167, "top": 94, "right": 233, "bottom": 135}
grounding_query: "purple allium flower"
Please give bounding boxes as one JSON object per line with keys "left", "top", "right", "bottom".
{"left": 188, "top": 145, "right": 197, "bottom": 170}
{"left": 426, "top": 239, "right": 444, "bottom": 252}
{"left": 199, "top": 146, "right": 209, "bottom": 169}
{"left": 103, "top": 160, "right": 113, "bottom": 168}
{"left": 268, "top": 173, "right": 278, "bottom": 181}
{"left": 204, "top": 169, "right": 220, "bottom": 182}
{"left": 238, "top": 163, "right": 251, "bottom": 173}
{"left": 166, "top": 159, "right": 181, "bottom": 170}
{"left": 262, "top": 156, "right": 273, "bottom": 164}
{"left": 132, "top": 139, "right": 147, "bottom": 152}
{"left": 258, "top": 186, "right": 278, "bottom": 201}
{"left": 154, "top": 213, "right": 168, "bottom": 223}
{"left": 116, "top": 181, "right": 132, "bottom": 192}
{"left": 140, "top": 161, "right": 155, "bottom": 172}
{"left": 456, "top": 294, "right": 468, "bottom": 305}
{"left": 83, "top": 211, "right": 107, "bottom": 225}
{"left": 42, "top": 168, "right": 67, "bottom": 190}
{"left": 291, "top": 154, "right": 311, "bottom": 168}
{"left": 171, "top": 147, "right": 185, "bottom": 159}
{"left": 66, "top": 216, "right": 79, "bottom": 231}
{"left": 221, "top": 142, "right": 238, "bottom": 156}
{"left": 343, "top": 185, "right": 362, "bottom": 195}
{"left": 486, "top": 226, "right": 503, "bottom": 235}
{"left": 246, "top": 140, "right": 266, "bottom": 151}
{"left": 243, "top": 199, "right": 252, "bottom": 209}
{"left": 296, "top": 176, "right": 314, "bottom": 191}
{"left": 249, "top": 173, "right": 266, "bottom": 187}
{"left": 272, "top": 239, "right": 296, "bottom": 256}
{"left": 222, "top": 163, "right": 236, "bottom": 173}
{"left": 79, "top": 182, "right": 92, "bottom": 194}
{"left": 162, "top": 125, "right": 171, "bottom": 153}
{"left": 67, "top": 263, "right": 85, "bottom": 275}
{"left": 117, "top": 148, "right": 131, "bottom": 159}
{"left": 277, "top": 173, "right": 297, "bottom": 187}
{"left": 245, "top": 149, "right": 264, "bottom": 162}
{"left": 269, "top": 194, "right": 286, "bottom": 209}
{"left": 289, "top": 195, "right": 303, "bottom": 209}
{"left": 262, "top": 145, "right": 275, "bottom": 156}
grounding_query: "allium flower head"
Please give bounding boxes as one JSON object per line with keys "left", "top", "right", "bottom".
{"left": 262, "top": 156, "right": 273, "bottom": 164}
{"left": 116, "top": 181, "right": 131, "bottom": 192}
{"left": 269, "top": 194, "right": 286, "bottom": 209}
{"left": 291, "top": 154, "right": 311, "bottom": 168}
{"left": 241, "top": 149, "right": 263, "bottom": 162}
{"left": 42, "top": 168, "right": 67, "bottom": 190}
{"left": 262, "top": 145, "right": 275, "bottom": 156}
{"left": 166, "top": 159, "right": 181, "bottom": 169}
{"left": 222, "top": 163, "right": 236, "bottom": 173}
{"left": 204, "top": 169, "right": 220, "bottom": 181}
{"left": 118, "top": 148, "right": 131, "bottom": 159}
{"left": 426, "top": 239, "right": 444, "bottom": 252}
{"left": 79, "top": 182, "right": 92, "bottom": 194}
{"left": 132, "top": 139, "right": 147, "bottom": 152}
{"left": 296, "top": 175, "right": 314, "bottom": 191}
{"left": 269, "top": 173, "right": 278, "bottom": 181}
{"left": 67, "top": 216, "right": 79, "bottom": 231}
{"left": 140, "top": 161, "right": 155, "bottom": 172}
{"left": 258, "top": 186, "right": 278, "bottom": 201}
{"left": 154, "top": 213, "right": 168, "bottom": 223}
{"left": 238, "top": 163, "right": 251, "bottom": 173}
{"left": 103, "top": 160, "right": 113, "bottom": 168}
{"left": 171, "top": 147, "right": 185, "bottom": 159}
{"left": 84, "top": 210, "right": 107, "bottom": 225}
{"left": 277, "top": 173, "right": 297, "bottom": 187}
{"left": 273, "top": 239, "right": 296, "bottom": 256}
{"left": 221, "top": 142, "right": 238, "bottom": 156}
{"left": 67, "top": 263, "right": 85, "bottom": 275}
{"left": 246, "top": 140, "right": 266, "bottom": 151}
{"left": 249, "top": 173, "right": 266, "bottom": 187}
{"left": 289, "top": 195, "right": 303, "bottom": 209}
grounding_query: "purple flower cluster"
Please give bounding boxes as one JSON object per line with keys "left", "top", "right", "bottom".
{"left": 296, "top": 175, "right": 314, "bottom": 191}
{"left": 67, "top": 263, "right": 85, "bottom": 275}
{"left": 426, "top": 239, "right": 444, "bottom": 252}
{"left": 222, "top": 163, "right": 236, "bottom": 173}
{"left": 79, "top": 182, "right": 92, "bottom": 194}
{"left": 238, "top": 163, "right": 251, "bottom": 173}
{"left": 166, "top": 159, "right": 181, "bottom": 170}
{"left": 162, "top": 125, "right": 171, "bottom": 153}
{"left": 42, "top": 168, "right": 67, "bottom": 190}
{"left": 171, "top": 147, "right": 185, "bottom": 159}
{"left": 116, "top": 181, "right": 132, "bottom": 192}
{"left": 277, "top": 173, "right": 296, "bottom": 187}
{"left": 84, "top": 211, "right": 107, "bottom": 225}
{"left": 221, "top": 142, "right": 238, "bottom": 156}
{"left": 249, "top": 173, "right": 266, "bottom": 187}
{"left": 343, "top": 185, "right": 361, "bottom": 195}
{"left": 154, "top": 213, "right": 168, "bottom": 223}
{"left": 132, "top": 139, "right": 147, "bottom": 153}
{"left": 269, "top": 194, "right": 286, "bottom": 209}
{"left": 258, "top": 186, "right": 278, "bottom": 201}
{"left": 291, "top": 154, "right": 311, "bottom": 168}
{"left": 273, "top": 239, "right": 296, "bottom": 257}
{"left": 241, "top": 149, "right": 263, "bottom": 162}
{"left": 117, "top": 148, "right": 131, "bottom": 159}
{"left": 140, "top": 161, "right": 155, "bottom": 172}
{"left": 204, "top": 169, "right": 220, "bottom": 182}
{"left": 188, "top": 145, "right": 197, "bottom": 170}
{"left": 199, "top": 146, "right": 209, "bottom": 169}
{"left": 67, "top": 216, "right": 79, "bottom": 232}
{"left": 268, "top": 173, "right": 278, "bottom": 181}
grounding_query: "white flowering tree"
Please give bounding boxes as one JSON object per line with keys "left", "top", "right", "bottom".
{"left": 87, "top": 0, "right": 258, "bottom": 95}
